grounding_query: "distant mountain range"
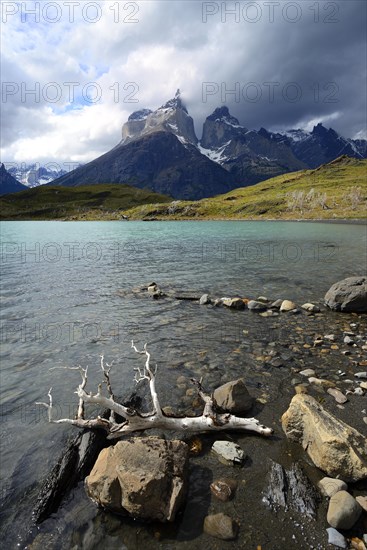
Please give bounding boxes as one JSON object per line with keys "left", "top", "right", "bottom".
{"left": 8, "top": 164, "right": 70, "bottom": 187}
{"left": 1, "top": 163, "right": 81, "bottom": 196}
{"left": 2, "top": 91, "right": 366, "bottom": 199}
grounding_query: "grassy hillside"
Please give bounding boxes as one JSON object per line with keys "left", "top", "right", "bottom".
{"left": 0, "top": 183, "right": 171, "bottom": 220}
{"left": 124, "top": 156, "right": 367, "bottom": 221}
{"left": 1, "top": 156, "right": 365, "bottom": 221}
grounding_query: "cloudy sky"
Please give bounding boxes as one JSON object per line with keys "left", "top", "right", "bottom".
{"left": 1, "top": 0, "right": 366, "bottom": 166}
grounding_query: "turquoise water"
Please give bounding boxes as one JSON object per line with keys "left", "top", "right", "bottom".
{"left": 0, "top": 220, "right": 366, "bottom": 547}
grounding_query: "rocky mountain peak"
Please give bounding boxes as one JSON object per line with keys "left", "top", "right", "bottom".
{"left": 120, "top": 91, "right": 197, "bottom": 146}
{"left": 158, "top": 89, "right": 188, "bottom": 114}
{"left": 207, "top": 106, "right": 240, "bottom": 127}
{"left": 312, "top": 122, "right": 328, "bottom": 137}
{"left": 46, "top": 92, "right": 367, "bottom": 199}
{"left": 201, "top": 106, "right": 245, "bottom": 149}
{"left": 128, "top": 109, "right": 153, "bottom": 121}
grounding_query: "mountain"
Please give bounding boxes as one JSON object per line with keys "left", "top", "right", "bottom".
{"left": 47, "top": 93, "right": 366, "bottom": 200}
{"left": 0, "top": 164, "right": 28, "bottom": 195}
{"left": 8, "top": 164, "right": 70, "bottom": 187}
{"left": 123, "top": 156, "right": 367, "bottom": 221}
{"left": 50, "top": 132, "right": 234, "bottom": 200}
{"left": 285, "top": 123, "right": 366, "bottom": 168}
{"left": 199, "top": 106, "right": 307, "bottom": 184}
{"left": 199, "top": 109, "right": 366, "bottom": 184}
{"left": 50, "top": 92, "right": 235, "bottom": 200}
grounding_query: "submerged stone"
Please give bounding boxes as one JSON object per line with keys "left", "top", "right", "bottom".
{"left": 213, "top": 378, "right": 253, "bottom": 413}
{"left": 326, "top": 527, "right": 347, "bottom": 548}
{"left": 327, "top": 491, "right": 362, "bottom": 530}
{"left": 211, "top": 441, "right": 246, "bottom": 465}
{"left": 203, "top": 513, "right": 238, "bottom": 540}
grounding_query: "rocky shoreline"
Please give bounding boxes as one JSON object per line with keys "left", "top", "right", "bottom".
{"left": 26, "top": 276, "right": 367, "bottom": 549}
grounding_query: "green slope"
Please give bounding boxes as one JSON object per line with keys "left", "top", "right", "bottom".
{"left": 1, "top": 156, "right": 365, "bottom": 221}
{"left": 124, "top": 156, "right": 367, "bottom": 221}
{"left": 0, "top": 183, "right": 172, "bottom": 220}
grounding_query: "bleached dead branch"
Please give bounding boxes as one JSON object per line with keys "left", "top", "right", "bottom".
{"left": 36, "top": 341, "right": 273, "bottom": 439}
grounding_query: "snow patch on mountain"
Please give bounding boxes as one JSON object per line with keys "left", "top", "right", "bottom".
{"left": 214, "top": 116, "right": 243, "bottom": 129}
{"left": 284, "top": 129, "right": 310, "bottom": 143}
{"left": 198, "top": 142, "right": 231, "bottom": 163}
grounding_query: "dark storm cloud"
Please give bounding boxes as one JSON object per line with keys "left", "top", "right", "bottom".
{"left": 186, "top": 0, "right": 366, "bottom": 138}
{"left": 1, "top": 0, "right": 365, "bottom": 163}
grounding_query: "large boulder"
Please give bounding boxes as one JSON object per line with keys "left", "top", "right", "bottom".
{"left": 324, "top": 276, "right": 367, "bottom": 312}
{"left": 213, "top": 378, "right": 253, "bottom": 413}
{"left": 85, "top": 437, "right": 189, "bottom": 522}
{"left": 281, "top": 394, "right": 367, "bottom": 482}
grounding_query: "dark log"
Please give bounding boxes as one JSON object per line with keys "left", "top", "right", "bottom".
{"left": 287, "top": 462, "right": 319, "bottom": 518}
{"left": 32, "top": 429, "right": 107, "bottom": 523}
{"left": 263, "top": 460, "right": 319, "bottom": 519}
{"left": 262, "top": 460, "right": 287, "bottom": 508}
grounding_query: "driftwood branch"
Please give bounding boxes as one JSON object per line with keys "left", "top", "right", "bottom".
{"left": 37, "top": 342, "right": 273, "bottom": 439}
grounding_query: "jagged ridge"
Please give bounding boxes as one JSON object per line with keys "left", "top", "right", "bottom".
{"left": 45, "top": 92, "right": 367, "bottom": 201}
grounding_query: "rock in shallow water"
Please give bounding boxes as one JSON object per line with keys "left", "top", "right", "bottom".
{"left": 211, "top": 441, "right": 246, "bottom": 465}
{"left": 302, "top": 303, "right": 320, "bottom": 313}
{"left": 355, "top": 496, "right": 367, "bottom": 512}
{"left": 221, "top": 297, "right": 246, "bottom": 310}
{"left": 210, "top": 478, "right": 237, "bottom": 502}
{"left": 247, "top": 300, "right": 267, "bottom": 311}
{"left": 85, "top": 437, "right": 189, "bottom": 522}
{"left": 327, "top": 490, "right": 362, "bottom": 530}
{"left": 281, "top": 394, "right": 367, "bottom": 482}
{"left": 324, "top": 276, "right": 367, "bottom": 313}
{"left": 199, "top": 293, "right": 211, "bottom": 305}
{"left": 327, "top": 387, "right": 348, "bottom": 404}
{"left": 270, "top": 298, "right": 283, "bottom": 308}
{"left": 280, "top": 300, "right": 297, "bottom": 311}
{"left": 318, "top": 477, "right": 348, "bottom": 497}
{"left": 299, "top": 368, "right": 315, "bottom": 377}
{"left": 213, "top": 378, "right": 253, "bottom": 413}
{"left": 326, "top": 527, "right": 347, "bottom": 548}
{"left": 308, "top": 377, "right": 335, "bottom": 388}
{"left": 147, "top": 283, "right": 166, "bottom": 299}
{"left": 203, "top": 513, "right": 238, "bottom": 540}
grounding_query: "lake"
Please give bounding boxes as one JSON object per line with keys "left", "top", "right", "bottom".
{"left": 0, "top": 220, "right": 366, "bottom": 549}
